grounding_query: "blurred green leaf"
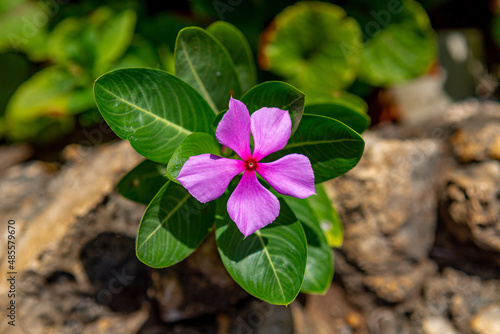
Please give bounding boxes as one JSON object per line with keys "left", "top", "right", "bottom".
{"left": 159, "top": 44, "right": 175, "bottom": 73}
{"left": 284, "top": 196, "right": 333, "bottom": 294}
{"left": 0, "top": 0, "right": 26, "bottom": 13}
{"left": 494, "top": 13, "right": 500, "bottom": 49}
{"left": 48, "top": 7, "right": 137, "bottom": 74}
{"left": 113, "top": 36, "right": 161, "bottom": 70}
{"left": 4, "top": 65, "right": 94, "bottom": 141}
{"left": 175, "top": 27, "right": 242, "bottom": 113}
{"left": 207, "top": 21, "right": 257, "bottom": 93}
{"left": 117, "top": 160, "right": 169, "bottom": 205}
{"left": 306, "top": 184, "right": 343, "bottom": 247}
{"left": 357, "top": 0, "right": 437, "bottom": 86}
{"left": 166, "top": 133, "right": 221, "bottom": 183}
{"left": 47, "top": 15, "right": 96, "bottom": 67}
{"left": 216, "top": 197, "right": 307, "bottom": 305}
{"left": 305, "top": 103, "right": 370, "bottom": 134}
{"left": 136, "top": 181, "right": 215, "bottom": 268}
{"left": 0, "top": 1, "right": 49, "bottom": 60}
{"left": 0, "top": 53, "right": 33, "bottom": 117}
{"left": 138, "top": 12, "right": 195, "bottom": 50}
{"left": 270, "top": 114, "right": 365, "bottom": 183}
{"left": 94, "top": 9, "right": 136, "bottom": 74}
{"left": 94, "top": 68, "right": 215, "bottom": 163}
{"left": 260, "top": 1, "right": 362, "bottom": 94}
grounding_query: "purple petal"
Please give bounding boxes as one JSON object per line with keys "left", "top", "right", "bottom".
{"left": 216, "top": 97, "right": 252, "bottom": 160}
{"left": 250, "top": 107, "right": 291, "bottom": 161}
{"left": 227, "top": 170, "right": 280, "bottom": 237}
{"left": 257, "top": 154, "right": 315, "bottom": 199}
{"left": 177, "top": 154, "right": 245, "bottom": 203}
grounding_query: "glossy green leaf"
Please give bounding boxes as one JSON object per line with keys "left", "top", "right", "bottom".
{"left": 305, "top": 103, "right": 370, "bottom": 134}
{"left": 94, "top": 68, "right": 214, "bottom": 164}
{"left": 175, "top": 27, "right": 242, "bottom": 113}
{"left": 136, "top": 181, "right": 215, "bottom": 268}
{"left": 271, "top": 114, "right": 364, "bottom": 183}
{"left": 260, "top": 1, "right": 362, "bottom": 94}
{"left": 284, "top": 196, "right": 333, "bottom": 294}
{"left": 241, "top": 81, "right": 305, "bottom": 134}
{"left": 117, "top": 160, "right": 168, "bottom": 205}
{"left": 306, "top": 184, "right": 343, "bottom": 247}
{"left": 216, "top": 198, "right": 307, "bottom": 305}
{"left": 207, "top": 21, "right": 257, "bottom": 93}
{"left": 358, "top": 0, "right": 437, "bottom": 86}
{"left": 166, "top": 132, "right": 221, "bottom": 183}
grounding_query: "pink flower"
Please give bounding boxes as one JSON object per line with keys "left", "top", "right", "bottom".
{"left": 177, "top": 98, "right": 315, "bottom": 237}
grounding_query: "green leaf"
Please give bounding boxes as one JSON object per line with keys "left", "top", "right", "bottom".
{"left": 260, "top": 1, "right": 362, "bottom": 94}
{"left": 207, "top": 21, "right": 257, "bottom": 93}
{"left": 271, "top": 114, "right": 365, "bottom": 183}
{"left": 241, "top": 81, "right": 305, "bottom": 134}
{"left": 136, "top": 181, "right": 215, "bottom": 268}
{"left": 94, "top": 9, "right": 137, "bottom": 74}
{"left": 175, "top": 27, "right": 242, "bottom": 113}
{"left": 112, "top": 36, "right": 161, "bottom": 70}
{"left": 94, "top": 68, "right": 214, "bottom": 164}
{"left": 0, "top": 1, "right": 49, "bottom": 59}
{"left": 305, "top": 103, "right": 370, "bottom": 134}
{"left": 47, "top": 7, "right": 137, "bottom": 74}
{"left": 117, "top": 160, "right": 168, "bottom": 205}
{"left": 284, "top": 196, "right": 333, "bottom": 294}
{"left": 306, "top": 184, "right": 343, "bottom": 247}
{"left": 216, "top": 198, "right": 307, "bottom": 305}
{"left": 5, "top": 65, "right": 93, "bottom": 125}
{"left": 0, "top": 52, "right": 32, "bottom": 118}
{"left": 166, "top": 132, "right": 221, "bottom": 183}
{"left": 47, "top": 15, "right": 95, "bottom": 67}
{"left": 357, "top": 0, "right": 437, "bottom": 86}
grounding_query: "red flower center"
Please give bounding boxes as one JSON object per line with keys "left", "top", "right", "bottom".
{"left": 245, "top": 158, "right": 258, "bottom": 171}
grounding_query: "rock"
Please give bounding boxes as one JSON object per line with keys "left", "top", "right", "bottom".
{"left": 327, "top": 134, "right": 441, "bottom": 275}
{"left": 422, "top": 317, "right": 458, "bottom": 334}
{"left": 326, "top": 132, "right": 441, "bottom": 309}
{"left": 363, "top": 261, "right": 437, "bottom": 303}
{"left": 411, "top": 268, "right": 500, "bottom": 334}
{"left": 0, "top": 143, "right": 32, "bottom": 175}
{"left": 470, "top": 305, "right": 500, "bottom": 334}
{"left": 439, "top": 161, "right": 500, "bottom": 252}
{"left": 450, "top": 115, "right": 500, "bottom": 163}
{"left": 295, "top": 284, "right": 369, "bottom": 334}
{"left": 228, "top": 300, "right": 293, "bottom": 334}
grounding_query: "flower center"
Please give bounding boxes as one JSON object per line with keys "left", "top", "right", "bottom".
{"left": 245, "top": 158, "right": 257, "bottom": 171}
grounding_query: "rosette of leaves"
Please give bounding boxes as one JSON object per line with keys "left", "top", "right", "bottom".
{"left": 259, "top": 0, "right": 437, "bottom": 96}
{"left": 259, "top": 1, "right": 363, "bottom": 101}
{"left": 354, "top": 0, "right": 437, "bottom": 86}
{"left": 94, "top": 22, "right": 365, "bottom": 305}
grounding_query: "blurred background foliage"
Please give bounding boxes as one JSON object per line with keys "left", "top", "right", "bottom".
{"left": 0, "top": 0, "right": 498, "bottom": 149}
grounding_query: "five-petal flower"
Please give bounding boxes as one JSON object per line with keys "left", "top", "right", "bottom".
{"left": 177, "top": 98, "right": 315, "bottom": 237}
